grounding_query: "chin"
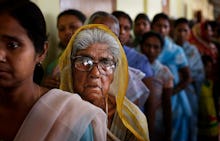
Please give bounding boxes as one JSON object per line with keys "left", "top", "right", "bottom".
{"left": 85, "top": 94, "right": 106, "bottom": 110}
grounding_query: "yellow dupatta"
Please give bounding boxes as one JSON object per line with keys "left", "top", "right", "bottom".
{"left": 58, "top": 24, "right": 149, "bottom": 141}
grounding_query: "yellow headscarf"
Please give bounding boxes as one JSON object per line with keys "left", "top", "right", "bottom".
{"left": 59, "top": 24, "right": 149, "bottom": 141}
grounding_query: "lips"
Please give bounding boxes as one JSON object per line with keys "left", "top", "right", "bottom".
{"left": 0, "top": 66, "right": 10, "bottom": 76}
{"left": 85, "top": 84, "right": 101, "bottom": 89}
{"left": 83, "top": 83, "right": 103, "bottom": 94}
{"left": 0, "top": 68, "right": 9, "bottom": 73}
{"left": 0, "top": 70, "right": 9, "bottom": 75}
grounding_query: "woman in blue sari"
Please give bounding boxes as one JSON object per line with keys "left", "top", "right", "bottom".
{"left": 152, "top": 13, "right": 192, "bottom": 141}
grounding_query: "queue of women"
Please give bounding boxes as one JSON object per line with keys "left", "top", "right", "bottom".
{"left": 0, "top": 0, "right": 219, "bottom": 141}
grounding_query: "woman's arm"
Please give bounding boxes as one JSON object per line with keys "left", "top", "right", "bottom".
{"left": 162, "top": 88, "right": 172, "bottom": 141}
{"left": 173, "top": 66, "right": 191, "bottom": 95}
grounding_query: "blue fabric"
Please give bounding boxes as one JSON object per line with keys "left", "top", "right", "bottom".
{"left": 123, "top": 45, "right": 153, "bottom": 78}
{"left": 158, "top": 37, "right": 188, "bottom": 84}
{"left": 79, "top": 124, "right": 94, "bottom": 141}
{"left": 158, "top": 37, "right": 192, "bottom": 141}
{"left": 46, "top": 49, "right": 64, "bottom": 75}
{"left": 182, "top": 41, "right": 205, "bottom": 141}
{"left": 182, "top": 41, "right": 205, "bottom": 94}
{"left": 46, "top": 59, "right": 59, "bottom": 75}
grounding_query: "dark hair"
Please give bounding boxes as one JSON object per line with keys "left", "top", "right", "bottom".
{"left": 151, "top": 13, "right": 169, "bottom": 26}
{"left": 112, "top": 10, "right": 133, "bottom": 29}
{"left": 57, "top": 9, "right": 86, "bottom": 26}
{"left": 0, "top": 0, "right": 47, "bottom": 84}
{"left": 174, "top": 18, "right": 189, "bottom": 28}
{"left": 140, "top": 31, "right": 164, "bottom": 48}
{"left": 0, "top": 0, "right": 47, "bottom": 54}
{"left": 134, "top": 13, "right": 150, "bottom": 24}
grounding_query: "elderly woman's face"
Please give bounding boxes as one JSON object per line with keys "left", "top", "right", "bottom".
{"left": 72, "top": 43, "right": 115, "bottom": 110}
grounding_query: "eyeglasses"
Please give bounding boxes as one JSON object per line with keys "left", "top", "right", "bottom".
{"left": 71, "top": 56, "right": 116, "bottom": 75}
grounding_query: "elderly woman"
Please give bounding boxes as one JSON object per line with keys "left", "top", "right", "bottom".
{"left": 59, "top": 24, "right": 149, "bottom": 141}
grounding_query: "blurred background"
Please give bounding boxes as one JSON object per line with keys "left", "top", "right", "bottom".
{"left": 31, "top": 0, "right": 218, "bottom": 66}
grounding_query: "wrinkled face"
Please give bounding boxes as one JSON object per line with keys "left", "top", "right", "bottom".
{"left": 118, "top": 17, "right": 131, "bottom": 45}
{"left": 0, "top": 13, "right": 43, "bottom": 88}
{"left": 134, "top": 19, "right": 150, "bottom": 37}
{"left": 152, "top": 18, "right": 170, "bottom": 38}
{"left": 58, "top": 15, "right": 83, "bottom": 48}
{"left": 140, "top": 36, "right": 162, "bottom": 63}
{"left": 174, "top": 23, "right": 190, "bottom": 45}
{"left": 72, "top": 43, "right": 115, "bottom": 110}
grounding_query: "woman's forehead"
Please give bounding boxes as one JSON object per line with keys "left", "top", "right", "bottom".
{"left": 75, "top": 43, "right": 113, "bottom": 58}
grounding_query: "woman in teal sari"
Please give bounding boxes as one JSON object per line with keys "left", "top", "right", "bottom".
{"left": 152, "top": 13, "right": 192, "bottom": 141}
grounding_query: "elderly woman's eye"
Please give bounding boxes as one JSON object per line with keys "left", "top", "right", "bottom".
{"left": 83, "top": 59, "right": 93, "bottom": 66}
{"left": 100, "top": 59, "right": 115, "bottom": 67}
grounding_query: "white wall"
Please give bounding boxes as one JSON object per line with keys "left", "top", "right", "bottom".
{"left": 117, "top": 0, "right": 214, "bottom": 21}
{"left": 117, "top": 0, "right": 144, "bottom": 20}
{"left": 184, "top": 0, "right": 214, "bottom": 20}
{"left": 169, "top": 0, "right": 185, "bottom": 19}
{"left": 147, "top": 0, "right": 162, "bottom": 20}
{"left": 31, "top": 0, "right": 60, "bottom": 66}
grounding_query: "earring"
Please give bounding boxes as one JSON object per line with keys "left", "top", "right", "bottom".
{"left": 36, "top": 62, "right": 42, "bottom": 67}
{"left": 34, "top": 62, "right": 44, "bottom": 84}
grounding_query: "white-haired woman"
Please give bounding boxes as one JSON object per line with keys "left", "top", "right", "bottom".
{"left": 59, "top": 24, "right": 149, "bottom": 141}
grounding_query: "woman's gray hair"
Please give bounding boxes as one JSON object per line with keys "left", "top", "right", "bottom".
{"left": 71, "top": 28, "right": 120, "bottom": 63}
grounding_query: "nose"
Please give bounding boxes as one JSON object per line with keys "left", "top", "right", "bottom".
{"left": 160, "top": 27, "right": 165, "bottom": 33}
{"left": 120, "top": 27, "right": 126, "bottom": 35}
{"left": 140, "top": 24, "right": 145, "bottom": 30}
{"left": 89, "top": 63, "right": 101, "bottom": 78}
{"left": 64, "top": 27, "right": 73, "bottom": 36}
{"left": 149, "top": 46, "right": 155, "bottom": 53}
{"left": 0, "top": 46, "right": 6, "bottom": 62}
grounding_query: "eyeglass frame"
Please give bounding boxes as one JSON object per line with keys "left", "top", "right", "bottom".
{"left": 71, "top": 56, "right": 117, "bottom": 75}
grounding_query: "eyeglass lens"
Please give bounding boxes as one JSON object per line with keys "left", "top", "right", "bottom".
{"left": 72, "top": 56, "right": 115, "bottom": 75}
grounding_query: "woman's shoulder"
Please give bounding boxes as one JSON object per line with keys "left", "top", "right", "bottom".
{"left": 46, "top": 88, "right": 80, "bottom": 97}
{"left": 42, "top": 89, "right": 105, "bottom": 114}
{"left": 28, "top": 88, "right": 106, "bottom": 141}
{"left": 42, "top": 88, "right": 107, "bottom": 127}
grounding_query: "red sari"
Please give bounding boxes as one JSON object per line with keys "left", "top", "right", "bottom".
{"left": 189, "top": 22, "right": 218, "bottom": 63}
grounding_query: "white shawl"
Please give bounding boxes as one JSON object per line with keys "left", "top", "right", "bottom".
{"left": 14, "top": 89, "right": 107, "bottom": 141}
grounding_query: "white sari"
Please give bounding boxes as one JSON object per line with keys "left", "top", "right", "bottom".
{"left": 14, "top": 89, "right": 107, "bottom": 141}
